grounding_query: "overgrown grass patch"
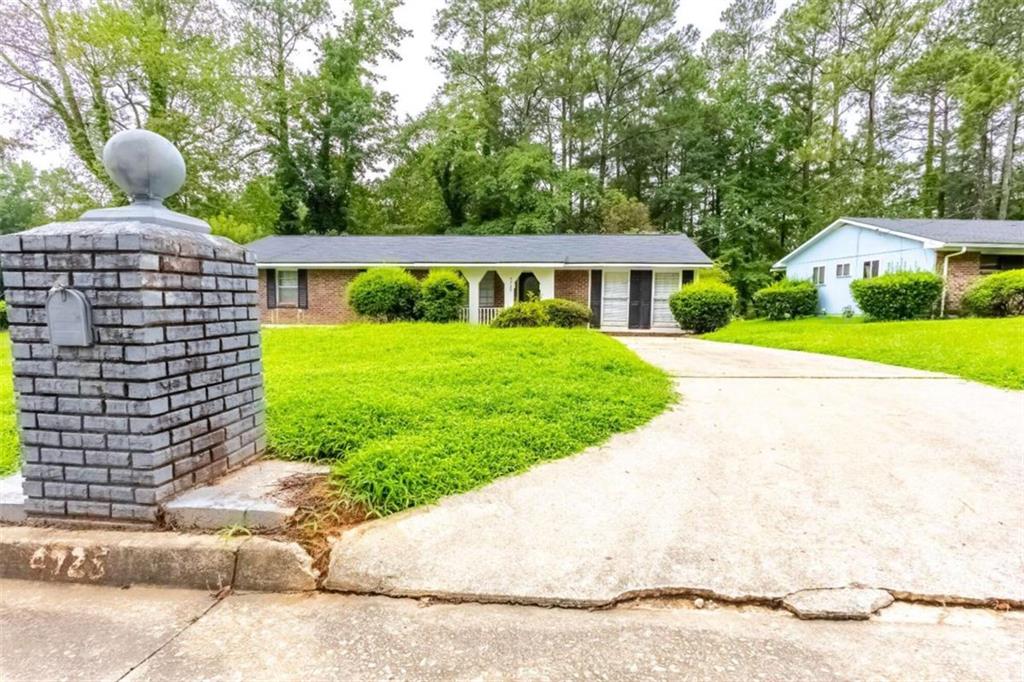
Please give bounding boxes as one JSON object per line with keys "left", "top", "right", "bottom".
{"left": 704, "top": 316, "right": 1024, "bottom": 389}
{"left": 0, "top": 333, "right": 17, "bottom": 475}
{"left": 0, "top": 325, "right": 672, "bottom": 512}
{"left": 263, "top": 324, "right": 673, "bottom": 515}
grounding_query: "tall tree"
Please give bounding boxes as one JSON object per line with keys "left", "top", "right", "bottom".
{"left": 840, "top": 0, "right": 936, "bottom": 213}
{"left": 297, "top": 0, "right": 406, "bottom": 234}
{"left": 234, "top": 0, "right": 330, "bottom": 233}
{"left": 0, "top": 0, "right": 245, "bottom": 211}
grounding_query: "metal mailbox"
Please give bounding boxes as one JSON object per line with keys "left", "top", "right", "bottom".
{"left": 46, "top": 284, "right": 94, "bottom": 347}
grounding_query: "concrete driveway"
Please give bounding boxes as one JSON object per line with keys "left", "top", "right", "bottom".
{"left": 326, "top": 338, "right": 1024, "bottom": 607}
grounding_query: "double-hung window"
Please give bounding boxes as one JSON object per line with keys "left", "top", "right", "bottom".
{"left": 980, "top": 254, "right": 1024, "bottom": 274}
{"left": 862, "top": 260, "right": 880, "bottom": 279}
{"left": 835, "top": 263, "right": 850, "bottom": 278}
{"left": 812, "top": 266, "right": 826, "bottom": 285}
{"left": 276, "top": 269, "right": 299, "bottom": 306}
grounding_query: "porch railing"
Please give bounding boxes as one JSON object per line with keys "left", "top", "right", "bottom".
{"left": 460, "top": 306, "right": 502, "bottom": 324}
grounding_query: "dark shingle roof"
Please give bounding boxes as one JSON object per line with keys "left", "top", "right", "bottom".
{"left": 844, "top": 217, "right": 1024, "bottom": 245}
{"left": 247, "top": 234, "right": 712, "bottom": 266}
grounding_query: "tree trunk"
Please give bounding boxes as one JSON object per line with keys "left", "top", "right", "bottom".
{"left": 938, "top": 95, "right": 948, "bottom": 217}
{"left": 828, "top": 90, "right": 840, "bottom": 177}
{"left": 864, "top": 84, "right": 877, "bottom": 204}
{"left": 973, "top": 116, "right": 989, "bottom": 218}
{"left": 998, "top": 95, "right": 1020, "bottom": 220}
{"left": 922, "top": 93, "right": 936, "bottom": 216}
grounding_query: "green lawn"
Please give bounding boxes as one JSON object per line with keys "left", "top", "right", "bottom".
{"left": 0, "top": 326, "right": 673, "bottom": 513}
{"left": 264, "top": 324, "right": 673, "bottom": 515}
{"left": 704, "top": 316, "right": 1024, "bottom": 389}
{"left": 0, "top": 336, "right": 16, "bottom": 476}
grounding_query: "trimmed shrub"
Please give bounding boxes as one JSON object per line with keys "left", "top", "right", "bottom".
{"left": 850, "top": 271, "right": 943, "bottom": 320}
{"left": 347, "top": 267, "right": 421, "bottom": 322}
{"left": 540, "top": 298, "right": 592, "bottom": 328}
{"left": 669, "top": 281, "right": 737, "bottom": 333}
{"left": 491, "top": 301, "right": 549, "bottom": 328}
{"left": 961, "top": 269, "right": 1024, "bottom": 317}
{"left": 753, "top": 279, "right": 819, "bottom": 320}
{"left": 418, "top": 269, "right": 467, "bottom": 322}
{"left": 0, "top": 300, "right": 7, "bottom": 330}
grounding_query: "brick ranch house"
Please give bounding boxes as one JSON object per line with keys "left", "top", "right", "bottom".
{"left": 247, "top": 234, "right": 713, "bottom": 330}
{"left": 773, "top": 217, "right": 1024, "bottom": 315}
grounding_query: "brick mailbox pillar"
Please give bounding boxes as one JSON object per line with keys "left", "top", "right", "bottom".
{"left": 0, "top": 130, "right": 266, "bottom": 524}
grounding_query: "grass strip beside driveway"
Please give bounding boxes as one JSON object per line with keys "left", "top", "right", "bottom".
{"left": 703, "top": 316, "right": 1024, "bottom": 390}
{"left": 0, "top": 337, "right": 16, "bottom": 475}
{"left": 263, "top": 324, "right": 674, "bottom": 515}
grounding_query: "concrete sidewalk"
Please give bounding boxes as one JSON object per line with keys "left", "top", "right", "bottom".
{"left": 326, "top": 338, "right": 1024, "bottom": 607}
{"left": 1, "top": 580, "right": 1022, "bottom": 681}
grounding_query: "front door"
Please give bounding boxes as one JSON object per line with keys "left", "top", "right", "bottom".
{"left": 628, "top": 270, "right": 652, "bottom": 329}
{"left": 518, "top": 272, "right": 541, "bottom": 301}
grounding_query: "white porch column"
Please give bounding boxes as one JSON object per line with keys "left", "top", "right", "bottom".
{"left": 462, "top": 268, "right": 487, "bottom": 324}
{"left": 495, "top": 268, "right": 521, "bottom": 307}
{"left": 536, "top": 268, "right": 555, "bottom": 300}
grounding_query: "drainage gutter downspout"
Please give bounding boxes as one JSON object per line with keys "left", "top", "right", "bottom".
{"left": 940, "top": 246, "right": 968, "bottom": 317}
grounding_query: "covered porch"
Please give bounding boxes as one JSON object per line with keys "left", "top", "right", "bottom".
{"left": 460, "top": 268, "right": 555, "bottom": 324}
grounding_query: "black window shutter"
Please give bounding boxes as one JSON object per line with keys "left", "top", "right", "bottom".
{"left": 682, "top": 270, "right": 695, "bottom": 285}
{"left": 266, "top": 269, "right": 277, "bottom": 308}
{"left": 589, "top": 270, "right": 602, "bottom": 328}
{"left": 298, "top": 269, "right": 308, "bottom": 309}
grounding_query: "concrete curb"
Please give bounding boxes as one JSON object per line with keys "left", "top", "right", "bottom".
{"left": 0, "top": 526, "right": 318, "bottom": 592}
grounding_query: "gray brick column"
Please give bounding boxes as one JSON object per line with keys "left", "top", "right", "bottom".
{"left": 0, "top": 130, "right": 266, "bottom": 524}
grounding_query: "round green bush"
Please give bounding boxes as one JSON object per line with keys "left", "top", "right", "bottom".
{"left": 417, "top": 269, "right": 467, "bottom": 322}
{"left": 347, "top": 267, "right": 421, "bottom": 322}
{"left": 753, "top": 279, "right": 819, "bottom": 320}
{"left": 850, "top": 271, "right": 943, "bottom": 320}
{"left": 961, "top": 269, "right": 1024, "bottom": 317}
{"left": 491, "top": 301, "right": 549, "bottom": 328}
{"left": 540, "top": 298, "right": 592, "bottom": 328}
{"left": 669, "top": 281, "right": 737, "bottom": 333}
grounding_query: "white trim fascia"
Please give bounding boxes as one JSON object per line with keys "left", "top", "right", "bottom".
{"left": 772, "top": 219, "right": 845, "bottom": 268}
{"left": 840, "top": 219, "right": 944, "bottom": 248}
{"left": 255, "top": 262, "right": 715, "bottom": 269}
{"left": 773, "top": 218, "right": 941, "bottom": 268}
{"left": 938, "top": 243, "right": 1024, "bottom": 250}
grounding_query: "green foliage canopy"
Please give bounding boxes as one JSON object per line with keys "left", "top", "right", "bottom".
{"left": 850, "top": 271, "right": 944, "bottom": 320}
{"left": 346, "top": 267, "right": 422, "bottom": 321}
{"left": 669, "top": 281, "right": 738, "bottom": 332}
{"left": 753, "top": 278, "right": 820, "bottom": 320}
{"left": 417, "top": 269, "right": 468, "bottom": 322}
{"left": 961, "top": 269, "right": 1024, "bottom": 317}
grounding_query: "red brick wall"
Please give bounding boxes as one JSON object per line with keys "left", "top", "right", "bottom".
{"left": 555, "top": 269, "right": 590, "bottom": 306}
{"left": 258, "top": 267, "right": 595, "bottom": 324}
{"left": 936, "top": 251, "right": 980, "bottom": 313}
{"left": 258, "top": 269, "right": 360, "bottom": 324}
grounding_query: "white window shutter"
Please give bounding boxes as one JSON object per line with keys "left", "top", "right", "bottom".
{"left": 652, "top": 272, "right": 678, "bottom": 327}
{"left": 603, "top": 272, "right": 628, "bottom": 327}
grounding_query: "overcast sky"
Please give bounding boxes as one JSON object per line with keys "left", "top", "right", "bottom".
{"left": 2, "top": 0, "right": 795, "bottom": 170}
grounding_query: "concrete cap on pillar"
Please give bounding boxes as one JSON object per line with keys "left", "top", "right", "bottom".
{"left": 80, "top": 129, "right": 211, "bottom": 233}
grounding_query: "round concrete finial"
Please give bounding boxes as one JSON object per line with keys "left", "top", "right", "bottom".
{"left": 102, "top": 129, "right": 186, "bottom": 204}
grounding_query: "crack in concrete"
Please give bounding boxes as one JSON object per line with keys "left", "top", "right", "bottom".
{"left": 116, "top": 593, "right": 230, "bottom": 681}
{"left": 317, "top": 582, "right": 1023, "bottom": 617}
{"left": 116, "top": 543, "right": 243, "bottom": 679}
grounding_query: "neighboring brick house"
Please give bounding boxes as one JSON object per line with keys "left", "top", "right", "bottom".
{"left": 773, "top": 217, "right": 1024, "bottom": 315}
{"left": 248, "top": 234, "right": 713, "bottom": 330}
